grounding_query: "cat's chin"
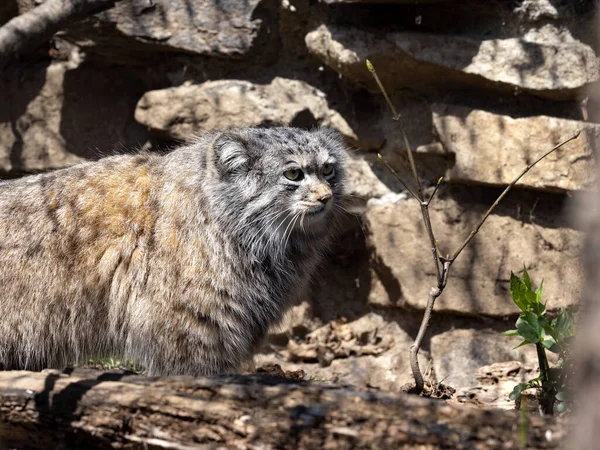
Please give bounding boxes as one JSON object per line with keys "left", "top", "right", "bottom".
{"left": 290, "top": 200, "right": 334, "bottom": 231}
{"left": 294, "top": 208, "right": 330, "bottom": 230}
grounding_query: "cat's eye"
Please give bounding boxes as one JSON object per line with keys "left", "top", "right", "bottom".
{"left": 323, "top": 163, "right": 335, "bottom": 177}
{"left": 284, "top": 168, "right": 304, "bottom": 181}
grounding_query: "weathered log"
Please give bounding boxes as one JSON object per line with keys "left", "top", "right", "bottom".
{"left": 0, "top": 0, "right": 120, "bottom": 68}
{"left": 0, "top": 369, "right": 565, "bottom": 449}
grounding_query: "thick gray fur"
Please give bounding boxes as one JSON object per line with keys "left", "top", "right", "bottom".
{"left": 0, "top": 127, "right": 348, "bottom": 376}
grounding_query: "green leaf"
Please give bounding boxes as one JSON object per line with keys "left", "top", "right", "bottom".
{"left": 516, "top": 312, "right": 542, "bottom": 343}
{"left": 542, "top": 337, "right": 557, "bottom": 351}
{"left": 544, "top": 333, "right": 560, "bottom": 353}
{"left": 513, "top": 340, "right": 530, "bottom": 350}
{"left": 502, "top": 329, "right": 520, "bottom": 337}
{"left": 510, "top": 273, "right": 532, "bottom": 312}
{"left": 535, "top": 279, "right": 544, "bottom": 303}
{"left": 546, "top": 344, "right": 560, "bottom": 354}
{"left": 522, "top": 266, "right": 532, "bottom": 291}
{"left": 509, "top": 383, "right": 529, "bottom": 401}
{"left": 555, "top": 309, "right": 575, "bottom": 343}
{"left": 540, "top": 317, "right": 556, "bottom": 344}
{"left": 510, "top": 271, "right": 540, "bottom": 313}
{"left": 532, "top": 301, "right": 546, "bottom": 316}
{"left": 538, "top": 316, "right": 550, "bottom": 329}
{"left": 525, "top": 376, "right": 543, "bottom": 388}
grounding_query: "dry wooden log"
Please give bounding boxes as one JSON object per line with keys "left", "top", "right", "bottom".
{"left": 0, "top": 0, "right": 120, "bottom": 67}
{"left": 0, "top": 369, "right": 566, "bottom": 449}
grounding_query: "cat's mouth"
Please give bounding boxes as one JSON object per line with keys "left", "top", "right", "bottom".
{"left": 297, "top": 201, "right": 330, "bottom": 218}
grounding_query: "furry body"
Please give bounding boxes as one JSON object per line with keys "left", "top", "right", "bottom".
{"left": 0, "top": 127, "right": 347, "bottom": 376}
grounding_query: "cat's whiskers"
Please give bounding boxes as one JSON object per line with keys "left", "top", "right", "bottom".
{"left": 282, "top": 212, "right": 300, "bottom": 256}
{"left": 237, "top": 208, "right": 288, "bottom": 234}
{"left": 245, "top": 208, "right": 291, "bottom": 252}
{"left": 279, "top": 212, "right": 298, "bottom": 254}
{"left": 300, "top": 211, "right": 306, "bottom": 234}
{"left": 247, "top": 208, "right": 289, "bottom": 241}
{"left": 267, "top": 210, "right": 296, "bottom": 254}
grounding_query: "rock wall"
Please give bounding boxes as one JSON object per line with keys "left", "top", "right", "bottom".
{"left": 1, "top": 0, "right": 597, "bottom": 400}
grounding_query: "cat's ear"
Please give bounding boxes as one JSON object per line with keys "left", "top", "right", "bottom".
{"left": 208, "top": 132, "right": 250, "bottom": 178}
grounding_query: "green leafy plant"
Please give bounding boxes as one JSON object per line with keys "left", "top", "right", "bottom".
{"left": 503, "top": 267, "right": 575, "bottom": 414}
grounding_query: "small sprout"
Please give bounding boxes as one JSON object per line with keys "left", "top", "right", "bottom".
{"left": 377, "top": 153, "right": 383, "bottom": 160}
{"left": 503, "top": 268, "right": 574, "bottom": 415}
{"left": 366, "top": 59, "right": 374, "bottom": 72}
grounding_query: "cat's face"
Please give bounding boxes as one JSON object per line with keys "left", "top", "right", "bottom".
{"left": 207, "top": 127, "right": 347, "bottom": 252}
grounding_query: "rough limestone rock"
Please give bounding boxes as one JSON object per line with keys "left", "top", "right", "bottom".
{"left": 0, "top": 63, "right": 81, "bottom": 173}
{"left": 60, "top": 0, "right": 272, "bottom": 62}
{"left": 431, "top": 329, "right": 547, "bottom": 396}
{"left": 344, "top": 157, "right": 392, "bottom": 200}
{"left": 134, "top": 75, "right": 437, "bottom": 153}
{"left": 135, "top": 77, "right": 356, "bottom": 142}
{"left": 350, "top": 92, "right": 435, "bottom": 153}
{"left": 262, "top": 313, "right": 429, "bottom": 390}
{"left": 305, "top": 24, "right": 598, "bottom": 100}
{"left": 461, "top": 361, "right": 538, "bottom": 409}
{"left": 266, "top": 314, "right": 552, "bottom": 401}
{"left": 432, "top": 104, "right": 598, "bottom": 192}
{"left": 0, "top": 60, "right": 148, "bottom": 175}
{"left": 365, "top": 195, "right": 583, "bottom": 316}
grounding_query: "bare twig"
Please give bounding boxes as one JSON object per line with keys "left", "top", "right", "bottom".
{"left": 367, "top": 60, "right": 399, "bottom": 120}
{"left": 409, "top": 260, "right": 450, "bottom": 391}
{"left": 366, "top": 59, "right": 581, "bottom": 394}
{"left": 0, "top": 0, "right": 120, "bottom": 68}
{"left": 377, "top": 153, "right": 420, "bottom": 202}
{"left": 367, "top": 60, "right": 442, "bottom": 285}
{"left": 426, "top": 177, "right": 444, "bottom": 207}
{"left": 367, "top": 61, "right": 425, "bottom": 200}
{"left": 449, "top": 132, "right": 580, "bottom": 262}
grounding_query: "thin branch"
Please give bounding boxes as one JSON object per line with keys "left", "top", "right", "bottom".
{"left": 377, "top": 154, "right": 442, "bottom": 262}
{"left": 366, "top": 60, "right": 400, "bottom": 121}
{"left": 0, "top": 0, "right": 120, "bottom": 68}
{"left": 367, "top": 60, "right": 425, "bottom": 202}
{"left": 410, "top": 261, "right": 450, "bottom": 393}
{"left": 398, "top": 115, "right": 425, "bottom": 201}
{"left": 448, "top": 131, "right": 580, "bottom": 262}
{"left": 420, "top": 202, "right": 442, "bottom": 281}
{"left": 377, "top": 153, "right": 420, "bottom": 202}
{"left": 368, "top": 59, "right": 445, "bottom": 393}
{"left": 426, "top": 177, "right": 444, "bottom": 207}
{"left": 367, "top": 60, "right": 441, "bottom": 278}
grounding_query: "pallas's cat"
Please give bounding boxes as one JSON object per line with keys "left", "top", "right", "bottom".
{"left": 0, "top": 127, "right": 347, "bottom": 376}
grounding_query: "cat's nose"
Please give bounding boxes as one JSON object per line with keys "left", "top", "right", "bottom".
{"left": 317, "top": 193, "right": 332, "bottom": 204}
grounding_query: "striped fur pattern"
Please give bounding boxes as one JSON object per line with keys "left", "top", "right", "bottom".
{"left": 0, "top": 127, "right": 348, "bottom": 376}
